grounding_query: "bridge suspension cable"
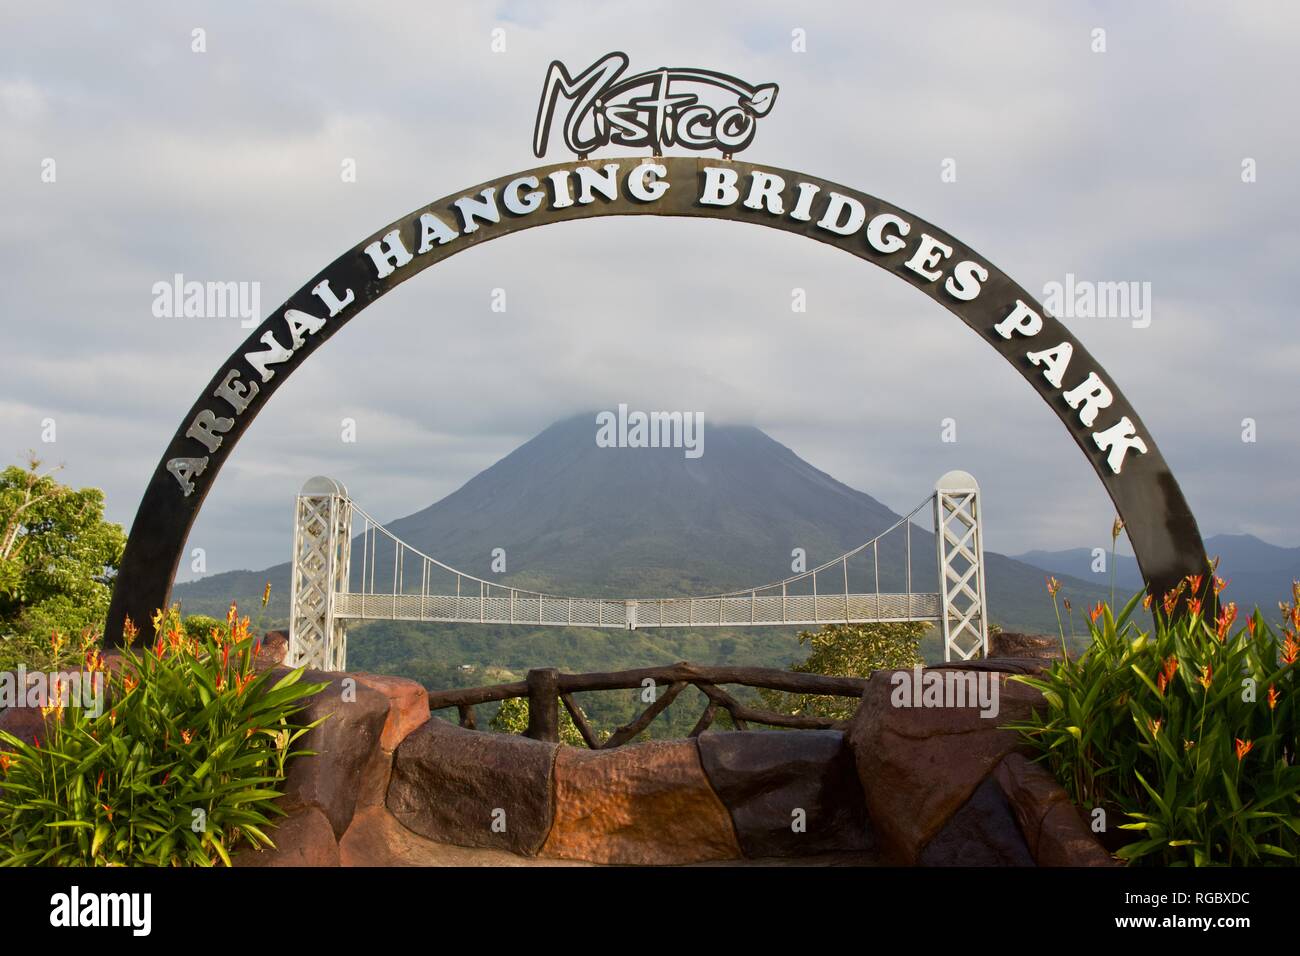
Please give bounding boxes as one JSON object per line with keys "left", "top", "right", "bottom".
{"left": 287, "top": 471, "right": 989, "bottom": 671}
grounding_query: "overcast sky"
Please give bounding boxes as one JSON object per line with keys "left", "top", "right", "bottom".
{"left": 2, "top": 1, "right": 1297, "bottom": 582}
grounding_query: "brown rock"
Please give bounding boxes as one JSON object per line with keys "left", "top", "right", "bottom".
{"left": 233, "top": 806, "right": 339, "bottom": 867}
{"left": 697, "top": 730, "right": 869, "bottom": 858}
{"left": 354, "top": 672, "right": 429, "bottom": 750}
{"left": 846, "top": 666, "right": 1043, "bottom": 863}
{"left": 989, "top": 632, "right": 1065, "bottom": 664}
{"left": 277, "top": 668, "right": 391, "bottom": 839}
{"left": 355, "top": 744, "right": 394, "bottom": 809}
{"left": 0, "top": 705, "right": 47, "bottom": 749}
{"left": 254, "top": 631, "right": 289, "bottom": 671}
{"left": 918, "top": 776, "right": 1035, "bottom": 866}
{"left": 994, "top": 753, "right": 1115, "bottom": 866}
{"left": 387, "top": 718, "right": 557, "bottom": 856}
{"left": 540, "top": 738, "right": 742, "bottom": 865}
{"left": 340, "top": 806, "right": 591, "bottom": 867}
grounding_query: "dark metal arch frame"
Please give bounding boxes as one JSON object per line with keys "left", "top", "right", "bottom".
{"left": 105, "top": 156, "right": 1206, "bottom": 643}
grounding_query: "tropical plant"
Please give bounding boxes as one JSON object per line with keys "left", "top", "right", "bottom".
{"left": 1008, "top": 573, "right": 1300, "bottom": 866}
{"left": 761, "top": 621, "right": 928, "bottom": 721}
{"left": 0, "top": 604, "right": 328, "bottom": 866}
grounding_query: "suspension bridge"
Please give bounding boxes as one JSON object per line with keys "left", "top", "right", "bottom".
{"left": 286, "top": 470, "right": 989, "bottom": 672}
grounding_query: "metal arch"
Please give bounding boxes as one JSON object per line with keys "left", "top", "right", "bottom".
{"left": 105, "top": 157, "right": 1207, "bottom": 645}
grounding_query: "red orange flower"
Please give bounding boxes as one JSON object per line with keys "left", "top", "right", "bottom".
{"left": 1198, "top": 664, "right": 1213, "bottom": 690}
{"left": 1235, "top": 738, "right": 1253, "bottom": 761}
{"left": 1089, "top": 601, "right": 1105, "bottom": 624}
{"left": 1158, "top": 656, "right": 1178, "bottom": 694}
{"left": 1268, "top": 684, "right": 1280, "bottom": 710}
{"left": 1215, "top": 602, "right": 1237, "bottom": 641}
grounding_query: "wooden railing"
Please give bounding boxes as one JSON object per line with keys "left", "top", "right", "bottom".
{"left": 425, "top": 661, "right": 868, "bottom": 748}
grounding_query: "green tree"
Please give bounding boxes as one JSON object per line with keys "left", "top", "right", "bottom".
{"left": 0, "top": 456, "right": 126, "bottom": 668}
{"left": 761, "top": 621, "right": 928, "bottom": 722}
{"left": 489, "top": 695, "right": 588, "bottom": 747}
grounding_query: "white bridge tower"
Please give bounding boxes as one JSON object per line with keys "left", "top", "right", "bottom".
{"left": 287, "top": 476, "right": 353, "bottom": 671}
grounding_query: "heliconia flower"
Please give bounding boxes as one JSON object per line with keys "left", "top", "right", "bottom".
{"left": 215, "top": 671, "right": 225, "bottom": 691}
{"left": 1148, "top": 718, "right": 1161, "bottom": 736}
{"left": 227, "top": 602, "right": 239, "bottom": 626}
{"left": 154, "top": 637, "right": 165, "bottom": 659}
{"left": 222, "top": 643, "right": 231, "bottom": 672}
{"left": 101, "top": 803, "right": 113, "bottom": 822}
{"left": 1158, "top": 656, "right": 1178, "bottom": 694}
{"left": 1198, "top": 664, "right": 1213, "bottom": 689}
{"left": 181, "top": 729, "right": 194, "bottom": 745}
{"left": 123, "top": 616, "right": 139, "bottom": 645}
{"left": 161, "top": 771, "right": 170, "bottom": 786}
{"left": 0, "top": 753, "right": 11, "bottom": 773}
{"left": 1089, "top": 601, "right": 1105, "bottom": 624}
{"left": 1163, "top": 588, "right": 1181, "bottom": 617}
{"left": 1185, "top": 574, "right": 1204, "bottom": 596}
{"left": 1046, "top": 577, "right": 1062, "bottom": 597}
{"left": 1268, "top": 684, "right": 1280, "bottom": 710}
{"left": 1112, "top": 516, "right": 1125, "bottom": 541}
{"left": 1235, "top": 738, "right": 1253, "bottom": 761}
{"left": 1213, "top": 576, "right": 1229, "bottom": 596}
{"left": 1063, "top": 598, "right": 1072, "bottom": 612}
{"left": 1215, "top": 602, "right": 1237, "bottom": 640}
{"left": 262, "top": 581, "right": 272, "bottom": 607}
{"left": 96, "top": 770, "right": 105, "bottom": 789}
{"left": 1282, "top": 631, "right": 1299, "bottom": 666}
{"left": 1187, "top": 597, "right": 1202, "bottom": 618}
{"left": 1142, "top": 593, "right": 1153, "bottom": 611}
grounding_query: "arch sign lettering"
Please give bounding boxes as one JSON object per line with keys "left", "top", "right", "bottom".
{"left": 105, "top": 52, "right": 1206, "bottom": 643}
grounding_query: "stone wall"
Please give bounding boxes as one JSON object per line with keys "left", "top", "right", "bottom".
{"left": 223, "top": 644, "right": 1111, "bottom": 867}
